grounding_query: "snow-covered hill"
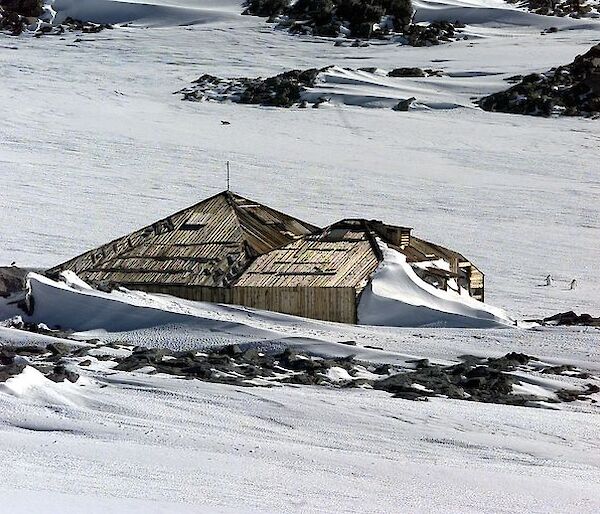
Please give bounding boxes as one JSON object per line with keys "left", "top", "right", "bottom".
{"left": 1, "top": 0, "right": 599, "bottom": 512}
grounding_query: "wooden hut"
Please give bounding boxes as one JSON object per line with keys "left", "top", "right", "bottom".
{"left": 232, "top": 219, "right": 484, "bottom": 323}
{"left": 46, "top": 191, "right": 316, "bottom": 303}
{"left": 47, "top": 193, "right": 484, "bottom": 324}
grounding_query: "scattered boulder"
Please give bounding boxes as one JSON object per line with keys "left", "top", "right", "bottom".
{"left": 177, "top": 68, "right": 323, "bottom": 107}
{"left": 388, "top": 67, "right": 426, "bottom": 77}
{"left": 400, "top": 21, "right": 465, "bottom": 47}
{"left": 479, "top": 44, "right": 600, "bottom": 117}
{"left": 0, "top": 0, "right": 42, "bottom": 17}
{"left": 0, "top": 266, "right": 27, "bottom": 297}
{"left": 0, "top": 361, "right": 26, "bottom": 382}
{"left": 47, "top": 342, "right": 71, "bottom": 357}
{"left": 46, "top": 364, "right": 79, "bottom": 383}
{"left": 388, "top": 67, "right": 443, "bottom": 77}
{"left": 392, "top": 97, "right": 415, "bottom": 111}
{"left": 505, "top": 0, "right": 600, "bottom": 18}
{"left": 525, "top": 310, "right": 600, "bottom": 326}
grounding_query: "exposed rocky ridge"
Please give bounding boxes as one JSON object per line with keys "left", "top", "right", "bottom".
{"left": 243, "top": 0, "right": 464, "bottom": 46}
{"left": 1, "top": 331, "right": 597, "bottom": 408}
{"left": 177, "top": 66, "right": 441, "bottom": 109}
{"left": 0, "top": 0, "right": 112, "bottom": 36}
{"left": 527, "top": 310, "right": 600, "bottom": 326}
{"left": 0, "top": 266, "right": 27, "bottom": 297}
{"left": 0, "top": 343, "right": 80, "bottom": 383}
{"left": 244, "top": 0, "right": 413, "bottom": 38}
{"left": 0, "top": 0, "right": 42, "bottom": 17}
{"left": 479, "top": 44, "right": 600, "bottom": 117}
{"left": 506, "top": 0, "right": 600, "bottom": 18}
{"left": 177, "top": 68, "right": 321, "bottom": 107}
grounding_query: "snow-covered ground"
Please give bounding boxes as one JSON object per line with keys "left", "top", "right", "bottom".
{"left": 1, "top": 0, "right": 600, "bottom": 512}
{"left": 1, "top": 0, "right": 598, "bottom": 318}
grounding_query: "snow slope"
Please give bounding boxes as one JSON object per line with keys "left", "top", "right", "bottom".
{"left": 1, "top": 276, "right": 600, "bottom": 513}
{"left": 3, "top": 273, "right": 599, "bottom": 373}
{"left": 1, "top": 2, "right": 600, "bottom": 512}
{"left": 53, "top": 0, "right": 247, "bottom": 26}
{"left": 1, "top": 362, "right": 599, "bottom": 514}
{"left": 1, "top": 1, "right": 598, "bottom": 319}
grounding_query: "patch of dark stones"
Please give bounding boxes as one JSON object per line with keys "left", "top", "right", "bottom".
{"left": 177, "top": 66, "right": 441, "bottom": 110}
{"left": 244, "top": 0, "right": 413, "bottom": 39}
{"left": 34, "top": 17, "right": 113, "bottom": 38}
{"left": 0, "top": 344, "right": 80, "bottom": 383}
{"left": 529, "top": 311, "right": 600, "bottom": 327}
{"left": 0, "top": 335, "right": 597, "bottom": 408}
{"left": 177, "top": 68, "right": 322, "bottom": 107}
{"left": 242, "top": 0, "right": 466, "bottom": 46}
{"left": 0, "top": 2, "right": 113, "bottom": 37}
{"left": 479, "top": 43, "right": 600, "bottom": 117}
{"left": 505, "top": 0, "right": 600, "bottom": 18}
{"left": 107, "top": 346, "right": 597, "bottom": 407}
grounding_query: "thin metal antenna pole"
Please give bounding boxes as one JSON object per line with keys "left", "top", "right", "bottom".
{"left": 226, "top": 161, "right": 230, "bottom": 191}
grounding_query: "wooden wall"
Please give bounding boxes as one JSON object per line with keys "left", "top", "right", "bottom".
{"left": 127, "top": 284, "right": 358, "bottom": 323}
{"left": 131, "top": 284, "right": 232, "bottom": 304}
{"left": 233, "top": 286, "right": 357, "bottom": 324}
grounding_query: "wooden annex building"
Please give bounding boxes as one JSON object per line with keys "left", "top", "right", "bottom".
{"left": 47, "top": 191, "right": 484, "bottom": 324}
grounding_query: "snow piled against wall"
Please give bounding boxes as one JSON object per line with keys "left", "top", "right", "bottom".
{"left": 358, "top": 241, "right": 513, "bottom": 328}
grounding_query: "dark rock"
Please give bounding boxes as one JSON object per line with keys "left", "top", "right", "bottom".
{"left": 79, "top": 359, "right": 92, "bottom": 367}
{"left": 219, "top": 344, "right": 243, "bottom": 357}
{"left": 402, "top": 21, "right": 463, "bottom": 47}
{"left": 392, "top": 97, "right": 415, "bottom": 111}
{"left": 47, "top": 342, "right": 70, "bottom": 356}
{"left": 543, "top": 311, "right": 600, "bottom": 326}
{"left": 479, "top": 44, "right": 600, "bottom": 118}
{"left": 0, "top": 362, "right": 25, "bottom": 382}
{"left": 46, "top": 364, "right": 79, "bottom": 383}
{"left": 0, "top": 266, "right": 27, "bottom": 297}
{"left": 179, "top": 68, "right": 322, "bottom": 108}
{"left": 72, "top": 347, "right": 90, "bottom": 357}
{"left": 556, "top": 383, "right": 600, "bottom": 402}
{"left": 487, "top": 352, "right": 535, "bottom": 370}
{"left": 388, "top": 67, "right": 426, "bottom": 78}
{"left": 0, "top": 0, "right": 42, "bottom": 17}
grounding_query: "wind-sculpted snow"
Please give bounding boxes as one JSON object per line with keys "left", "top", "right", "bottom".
{"left": 358, "top": 242, "right": 513, "bottom": 327}
{"left": 53, "top": 0, "right": 247, "bottom": 26}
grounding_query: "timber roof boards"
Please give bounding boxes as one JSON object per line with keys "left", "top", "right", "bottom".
{"left": 47, "top": 191, "right": 317, "bottom": 288}
{"left": 234, "top": 219, "right": 385, "bottom": 290}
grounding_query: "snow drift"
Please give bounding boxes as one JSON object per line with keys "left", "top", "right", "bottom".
{"left": 358, "top": 242, "right": 513, "bottom": 328}
{"left": 53, "top": 0, "right": 246, "bottom": 27}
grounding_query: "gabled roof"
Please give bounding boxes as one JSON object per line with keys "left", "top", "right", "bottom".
{"left": 234, "top": 219, "right": 385, "bottom": 290}
{"left": 234, "top": 217, "right": 481, "bottom": 291}
{"left": 47, "top": 191, "right": 317, "bottom": 288}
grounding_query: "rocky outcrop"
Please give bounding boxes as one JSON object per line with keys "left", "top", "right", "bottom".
{"left": 177, "top": 68, "right": 323, "bottom": 107}
{"left": 479, "top": 44, "right": 600, "bottom": 117}
{"left": 244, "top": 0, "right": 413, "bottom": 39}
{"left": 505, "top": 0, "right": 600, "bottom": 18}
{"left": 4, "top": 332, "right": 595, "bottom": 408}
{"left": 0, "top": 0, "right": 42, "bottom": 17}
{"left": 0, "top": 267, "right": 27, "bottom": 297}
{"left": 400, "top": 20, "right": 466, "bottom": 47}
{"left": 388, "top": 67, "right": 443, "bottom": 77}
{"left": 526, "top": 310, "right": 600, "bottom": 326}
